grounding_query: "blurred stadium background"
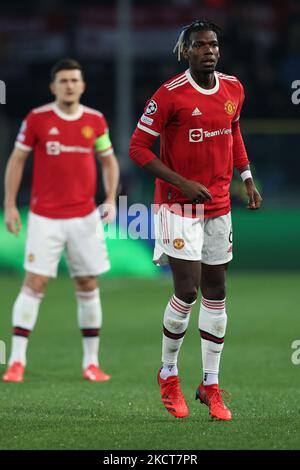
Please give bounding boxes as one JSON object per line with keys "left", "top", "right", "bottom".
{"left": 0, "top": 0, "right": 300, "bottom": 451}
{"left": 0, "top": 0, "right": 300, "bottom": 273}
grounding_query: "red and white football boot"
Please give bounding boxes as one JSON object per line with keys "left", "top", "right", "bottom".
{"left": 157, "top": 369, "right": 189, "bottom": 418}
{"left": 83, "top": 364, "right": 111, "bottom": 382}
{"left": 196, "top": 382, "right": 232, "bottom": 421}
{"left": 2, "top": 362, "right": 25, "bottom": 383}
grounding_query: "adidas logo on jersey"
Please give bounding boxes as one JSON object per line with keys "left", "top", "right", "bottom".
{"left": 48, "top": 127, "right": 60, "bottom": 135}
{"left": 192, "top": 107, "right": 202, "bottom": 116}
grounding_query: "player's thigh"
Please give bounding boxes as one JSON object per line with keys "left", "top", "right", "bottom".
{"left": 65, "top": 210, "right": 110, "bottom": 278}
{"left": 153, "top": 205, "right": 204, "bottom": 266}
{"left": 24, "top": 212, "right": 66, "bottom": 278}
{"left": 201, "top": 212, "right": 233, "bottom": 266}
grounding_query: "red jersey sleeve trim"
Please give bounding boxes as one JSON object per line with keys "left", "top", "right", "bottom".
{"left": 137, "top": 122, "right": 160, "bottom": 137}
{"left": 15, "top": 142, "right": 32, "bottom": 152}
{"left": 98, "top": 147, "right": 114, "bottom": 157}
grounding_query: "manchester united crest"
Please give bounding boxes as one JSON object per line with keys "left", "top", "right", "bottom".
{"left": 173, "top": 238, "right": 185, "bottom": 250}
{"left": 81, "top": 126, "right": 94, "bottom": 139}
{"left": 224, "top": 100, "right": 236, "bottom": 115}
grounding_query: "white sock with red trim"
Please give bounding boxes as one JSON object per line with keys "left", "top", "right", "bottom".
{"left": 76, "top": 288, "right": 102, "bottom": 369}
{"left": 9, "top": 286, "right": 44, "bottom": 366}
{"left": 160, "top": 294, "right": 195, "bottom": 379}
{"left": 199, "top": 297, "right": 227, "bottom": 385}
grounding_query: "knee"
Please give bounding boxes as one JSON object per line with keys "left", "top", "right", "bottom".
{"left": 175, "top": 286, "right": 198, "bottom": 304}
{"left": 201, "top": 285, "right": 226, "bottom": 301}
{"left": 75, "top": 276, "right": 97, "bottom": 292}
{"left": 24, "top": 272, "right": 48, "bottom": 294}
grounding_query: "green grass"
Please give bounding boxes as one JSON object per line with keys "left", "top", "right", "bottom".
{"left": 0, "top": 273, "right": 299, "bottom": 450}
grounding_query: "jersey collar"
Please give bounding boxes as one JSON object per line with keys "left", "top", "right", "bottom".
{"left": 52, "top": 102, "right": 84, "bottom": 121}
{"left": 185, "top": 69, "right": 219, "bottom": 95}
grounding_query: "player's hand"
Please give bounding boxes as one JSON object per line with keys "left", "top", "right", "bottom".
{"left": 5, "top": 206, "right": 22, "bottom": 235}
{"left": 178, "top": 178, "right": 212, "bottom": 203}
{"left": 245, "top": 180, "right": 262, "bottom": 210}
{"left": 99, "top": 199, "right": 117, "bottom": 224}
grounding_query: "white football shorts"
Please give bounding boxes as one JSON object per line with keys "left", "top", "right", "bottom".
{"left": 24, "top": 210, "right": 110, "bottom": 278}
{"left": 153, "top": 205, "right": 233, "bottom": 266}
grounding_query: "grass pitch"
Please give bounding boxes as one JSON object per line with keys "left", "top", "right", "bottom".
{"left": 0, "top": 272, "right": 299, "bottom": 450}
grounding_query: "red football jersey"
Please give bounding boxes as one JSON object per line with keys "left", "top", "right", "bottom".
{"left": 15, "top": 102, "right": 114, "bottom": 218}
{"left": 130, "top": 69, "right": 249, "bottom": 217}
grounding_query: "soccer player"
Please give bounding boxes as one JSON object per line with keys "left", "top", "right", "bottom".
{"left": 129, "top": 20, "right": 262, "bottom": 420}
{"left": 3, "top": 58, "right": 119, "bottom": 383}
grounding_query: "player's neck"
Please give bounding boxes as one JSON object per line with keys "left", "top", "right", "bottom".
{"left": 189, "top": 70, "right": 215, "bottom": 89}
{"left": 55, "top": 101, "right": 80, "bottom": 115}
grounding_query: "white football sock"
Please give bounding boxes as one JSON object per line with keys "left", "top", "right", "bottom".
{"left": 76, "top": 288, "right": 102, "bottom": 369}
{"left": 199, "top": 297, "right": 227, "bottom": 384}
{"left": 9, "top": 286, "right": 44, "bottom": 366}
{"left": 160, "top": 364, "right": 178, "bottom": 380}
{"left": 160, "top": 294, "right": 195, "bottom": 379}
{"left": 203, "top": 372, "right": 219, "bottom": 386}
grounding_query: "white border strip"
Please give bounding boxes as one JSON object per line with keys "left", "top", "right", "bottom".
{"left": 165, "top": 75, "right": 187, "bottom": 88}
{"left": 185, "top": 69, "right": 220, "bottom": 95}
{"left": 15, "top": 142, "right": 32, "bottom": 151}
{"left": 52, "top": 103, "right": 84, "bottom": 121}
{"left": 137, "top": 122, "right": 160, "bottom": 136}
{"left": 164, "top": 73, "right": 186, "bottom": 88}
{"left": 98, "top": 147, "right": 114, "bottom": 157}
{"left": 167, "top": 79, "right": 188, "bottom": 91}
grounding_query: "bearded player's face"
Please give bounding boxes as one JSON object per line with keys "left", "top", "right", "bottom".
{"left": 50, "top": 69, "right": 85, "bottom": 105}
{"left": 184, "top": 30, "right": 220, "bottom": 74}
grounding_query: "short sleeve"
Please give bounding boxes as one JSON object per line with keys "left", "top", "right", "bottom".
{"left": 94, "top": 114, "right": 114, "bottom": 156}
{"left": 15, "top": 111, "right": 36, "bottom": 151}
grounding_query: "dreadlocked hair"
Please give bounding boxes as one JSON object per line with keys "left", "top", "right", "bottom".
{"left": 173, "top": 20, "right": 222, "bottom": 61}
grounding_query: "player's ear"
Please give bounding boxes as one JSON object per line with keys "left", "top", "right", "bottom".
{"left": 49, "top": 82, "right": 56, "bottom": 96}
{"left": 182, "top": 46, "right": 189, "bottom": 61}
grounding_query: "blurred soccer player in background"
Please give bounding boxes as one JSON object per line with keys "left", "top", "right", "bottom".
{"left": 130, "top": 20, "right": 262, "bottom": 421}
{"left": 3, "top": 58, "right": 119, "bottom": 383}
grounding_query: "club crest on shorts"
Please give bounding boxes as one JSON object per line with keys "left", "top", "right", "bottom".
{"left": 224, "top": 100, "right": 236, "bottom": 115}
{"left": 173, "top": 238, "right": 185, "bottom": 250}
{"left": 27, "top": 253, "right": 35, "bottom": 262}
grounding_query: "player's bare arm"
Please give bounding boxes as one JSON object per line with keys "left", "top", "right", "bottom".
{"left": 144, "top": 158, "right": 212, "bottom": 203}
{"left": 4, "top": 147, "right": 30, "bottom": 235}
{"left": 97, "top": 152, "right": 120, "bottom": 223}
{"left": 238, "top": 164, "right": 262, "bottom": 210}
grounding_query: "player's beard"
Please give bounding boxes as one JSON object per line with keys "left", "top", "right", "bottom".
{"left": 62, "top": 99, "right": 78, "bottom": 108}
